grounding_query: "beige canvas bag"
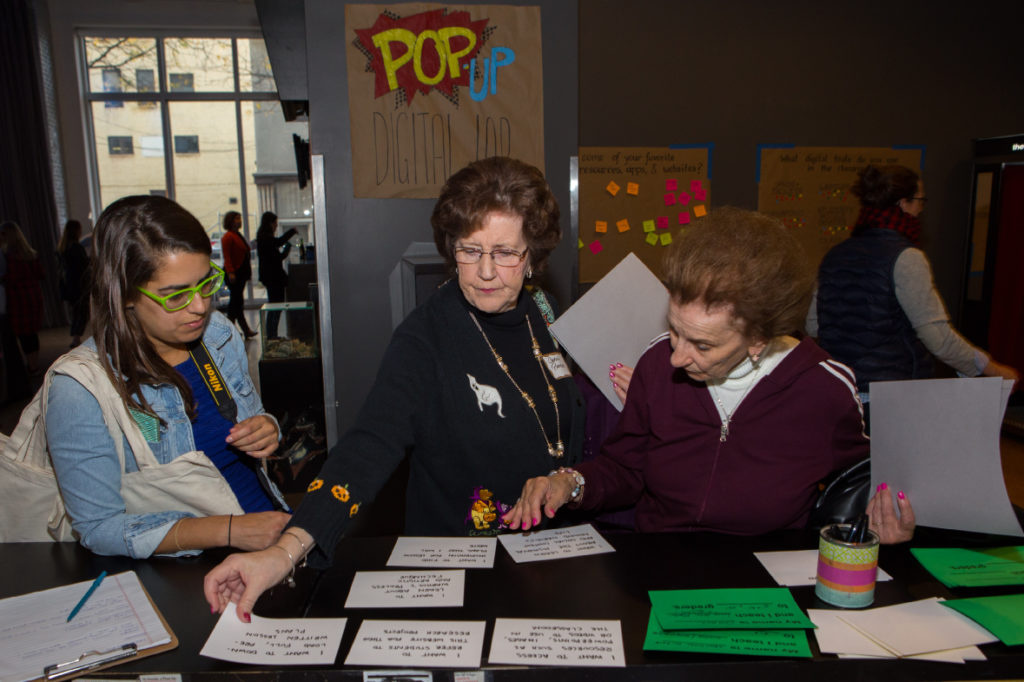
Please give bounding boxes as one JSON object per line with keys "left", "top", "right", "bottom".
{"left": 0, "top": 345, "right": 243, "bottom": 542}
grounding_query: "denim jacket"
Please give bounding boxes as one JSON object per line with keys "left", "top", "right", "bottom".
{"left": 45, "top": 312, "right": 283, "bottom": 558}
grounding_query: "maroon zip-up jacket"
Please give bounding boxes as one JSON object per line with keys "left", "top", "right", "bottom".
{"left": 577, "top": 337, "right": 867, "bottom": 534}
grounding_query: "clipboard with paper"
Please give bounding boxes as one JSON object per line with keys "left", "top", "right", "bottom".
{"left": 0, "top": 570, "right": 178, "bottom": 682}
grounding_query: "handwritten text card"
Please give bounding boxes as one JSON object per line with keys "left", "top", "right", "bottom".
{"left": 344, "top": 571, "right": 465, "bottom": 608}
{"left": 387, "top": 537, "right": 497, "bottom": 568}
{"left": 498, "top": 524, "right": 615, "bottom": 563}
{"left": 488, "top": 618, "right": 624, "bottom": 667}
{"left": 200, "top": 605, "right": 345, "bottom": 664}
{"left": 345, "top": 620, "right": 486, "bottom": 667}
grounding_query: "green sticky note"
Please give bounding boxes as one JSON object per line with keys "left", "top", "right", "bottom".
{"left": 942, "top": 594, "right": 1024, "bottom": 645}
{"left": 660, "top": 232, "right": 673, "bottom": 246}
{"left": 911, "top": 546, "right": 1024, "bottom": 587}
{"left": 642, "top": 219, "right": 656, "bottom": 233}
{"left": 645, "top": 233, "right": 659, "bottom": 246}
{"left": 648, "top": 588, "right": 815, "bottom": 630}
{"left": 643, "top": 611, "right": 812, "bottom": 658}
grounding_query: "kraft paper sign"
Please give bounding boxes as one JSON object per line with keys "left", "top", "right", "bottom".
{"left": 345, "top": 4, "right": 545, "bottom": 198}
{"left": 756, "top": 145, "right": 924, "bottom": 270}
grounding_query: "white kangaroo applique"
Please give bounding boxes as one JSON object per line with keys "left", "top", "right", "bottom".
{"left": 467, "top": 374, "right": 505, "bottom": 418}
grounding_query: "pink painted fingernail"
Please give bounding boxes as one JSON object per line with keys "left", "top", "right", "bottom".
{"left": 533, "top": 517, "right": 539, "bottom": 525}
{"left": 609, "top": 371, "right": 615, "bottom": 378}
{"left": 897, "top": 490, "right": 905, "bottom": 500}
{"left": 613, "top": 383, "right": 620, "bottom": 390}
{"left": 210, "top": 605, "right": 216, "bottom": 614}
{"left": 880, "top": 482, "right": 888, "bottom": 491}
{"left": 616, "top": 362, "right": 623, "bottom": 367}
{"left": 243, "top": 612, "right": 251, "bottom": 623}
{"left": 609, "top": 364, "right": 615, "bottom": 370}
{"left": 875, "top": 484, "right": 882, "bottom": 492}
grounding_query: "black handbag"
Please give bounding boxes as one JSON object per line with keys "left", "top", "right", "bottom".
{"left": 807, "top": 458, "right": 871, "bottom": 529}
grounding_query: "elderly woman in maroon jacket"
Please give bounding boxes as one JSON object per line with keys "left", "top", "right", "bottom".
{"left": 505, "top": 207, "right": 915, "bottom": 544}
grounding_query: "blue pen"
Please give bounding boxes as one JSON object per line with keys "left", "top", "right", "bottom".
{"left": 67, "top": 570, "right": 107, "bottom": 622}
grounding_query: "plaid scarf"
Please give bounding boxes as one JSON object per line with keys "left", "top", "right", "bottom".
{"left": 854, "top": 205, "right": 922, "bottom": 245}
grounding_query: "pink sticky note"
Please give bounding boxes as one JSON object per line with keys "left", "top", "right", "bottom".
{"left": 645, "top": 233, "right": 659, "bottom": 246}
{"left": 693, "top": 204, "right": 707, "bottom": 218}
{"left": 678, "top": 211, "right": 691, "bottom": 225}
{"left": 606, "top": 181, "right": 620, "bottom": 196}
{"left": 663, "top": 193, "right": 676, "bottom": 206}
{"left": 656, "top": 216, "right": 669, "bottom": 229}
{"left": 588, "top": 240, "right": 604, "bottom": 254}
{"left": 678, "top": 192, "right": 691, "bottom": 205}
{"left": 690, "top": 179, "right": 703, "bottom": 192}
{"left": 595, "top": 220, "right": 608, "bottom": 233}
{"left": 666, "top": 179, "right": 678, "bottom": 192}
{"left": 616, "top": 218, "right": 631, "bottom": 232}
{"left": 626, "top": 182, "right": 640, "bottom": 196}
{"left": 694, "top": 188, "right": 707, "bottom": 201}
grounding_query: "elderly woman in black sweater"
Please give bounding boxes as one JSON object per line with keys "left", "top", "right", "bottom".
{"left": 205, "top": 157, "right": 584, "bottom": 621}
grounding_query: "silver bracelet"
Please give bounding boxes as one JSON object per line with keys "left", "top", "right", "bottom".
{"left": 548, "top": 467, "right": 586, "bottom": 502}
{"left": 269, "top": 544, "right": 297, "bottom": 588}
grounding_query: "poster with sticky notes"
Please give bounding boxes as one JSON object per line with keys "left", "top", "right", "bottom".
{"left": 756, "top": 145, "right": 924, "bottom": 270}
{"left": 579, "top": 146, "right": 711, "bottom": 282}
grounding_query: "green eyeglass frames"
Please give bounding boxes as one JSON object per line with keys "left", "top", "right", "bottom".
{"left": 137, "top": 262, "right": 225, "bottom": 312}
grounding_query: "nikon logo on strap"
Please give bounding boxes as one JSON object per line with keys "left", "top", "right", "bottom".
{"left": 203, "top": 363, "right": 224, "bottom": 393}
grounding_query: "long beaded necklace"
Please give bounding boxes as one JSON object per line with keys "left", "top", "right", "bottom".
{"left": 707, "top": 360, "right": 762, "bottom": 443}
{"left": 468, "top": 311, "right": 565, "bottom": 458}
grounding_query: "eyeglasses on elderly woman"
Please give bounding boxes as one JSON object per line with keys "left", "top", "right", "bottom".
{"left": 136, "top": 262, "right": 225, "bottom": 312}
{"left": 453, "top": 246, "right": 528, "bottom": 267}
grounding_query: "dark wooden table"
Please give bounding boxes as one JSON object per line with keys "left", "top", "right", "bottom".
{"left": 3, "top": 526, "right": 1023, "bottom": 681}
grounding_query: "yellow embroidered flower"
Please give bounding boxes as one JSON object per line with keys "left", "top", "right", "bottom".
{"left": 349, "top": 503, "right": 360, "bottom": 517}
{"left": 479, "top": 489, "right": 494, "bottom": 501}
{"left": 332, "top": 484, "right": 350, "bottom": 502}
{"left": 307, "top": 479, "right": 324, "bottom": 492}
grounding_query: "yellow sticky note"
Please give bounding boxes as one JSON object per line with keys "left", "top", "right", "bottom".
{"left": 693, "top": 204, "right": 707, "bottom": 218}
{"left": 645, "top": 233, "right": 659, "bottom": 246}
{"left": 606, "top": 181, "right": 620, "bottom": 196}
{"left": 626, "top": 182, "right": 640, "bottom": 196}
{"left": 595, "top": 220, "right": 608, "bottom": 233}
{"left": 616, "top": 219, "right": 630, "bottom": 232}
{"left": 660, "top": 233, "right": 673, "bottom": 246}
{"left": 642, "top": 219, "right": 656, "bottom": 233}
{"left": 578, "top": 238, "right": 584, "bottom": 249}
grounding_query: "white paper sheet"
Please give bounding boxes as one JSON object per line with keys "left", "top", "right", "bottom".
{"left": 0, "top": 571, "right": 170, "bottom": 682}
{"left": 488, "top": 618, "right": 625, "bottom": 667}
{"left": 549, "top": 252, "right": 669, "bottom": 410}
{"left": 344, "top": 620, "right": 486, "bottom": 668}
{"left": 836, "top": 597, "right": 997, "bottom": 657}
{"left": 344, "top": 570, "right": 466, "bottom": 608}
{"left": 754, "top": 549, "right": 892, "bottom": 586}
{"left": 870, "top": 377, "right": 1022, "bottom": 537}
{"left": 386, "top": 537, "right": 497, "bottom": 568}
{"left": 200, "top": 604, "right": 345, "bottom": 664}
{"left": 498, "top": 524, "right": 615, "bottom": 563}
{"left": 809, "top": 608, "right": 984, "bottom": 663}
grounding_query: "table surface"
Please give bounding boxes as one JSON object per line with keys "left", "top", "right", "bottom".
{"left": 3, "top": 526, "right": 1023, "bottom": 681}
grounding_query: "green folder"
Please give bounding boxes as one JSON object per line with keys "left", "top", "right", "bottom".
{"left": 942, "top": 594, "right": 1024, "bottom": 646}
{"left": 910, "top": 547, "right": 1024, "bottom": 587}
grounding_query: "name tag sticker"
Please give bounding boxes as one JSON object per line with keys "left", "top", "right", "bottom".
{"left": 542, "top": 353, "right": 571, "bottom": 380}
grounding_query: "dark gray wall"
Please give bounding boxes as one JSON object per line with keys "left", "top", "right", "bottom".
{"left": 579, "top": 0, "right": 1024, "bottom": 324}
{"left": 304, "top": 0, "right": 578, "bottom": 435}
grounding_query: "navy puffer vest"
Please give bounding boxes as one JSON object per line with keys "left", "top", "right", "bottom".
{"left": 817, "top": 228, "right": 934, "bottom": 394}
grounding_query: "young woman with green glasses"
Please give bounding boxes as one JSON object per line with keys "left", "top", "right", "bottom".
{"left": 42, "top": 195, "right": 291, "bottom": 558}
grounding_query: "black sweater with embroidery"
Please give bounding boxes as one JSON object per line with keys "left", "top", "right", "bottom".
{"left": 291, "top": 280, "right": 584, "bottom": 566}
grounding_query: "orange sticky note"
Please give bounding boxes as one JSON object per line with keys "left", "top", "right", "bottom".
{"left": 693, "top": 204, "right": 707, "bottom": 218}
{"left": 626, "top": 182, "right": 640, "bottom": 196}
{"left": 606, "top": 181, "right": 620, "bottom": 196}
{"left": 616, "top": 218, "right": 631, "bottom": 232}
{"left": 645, "top": 233, "right": 659, "bottom": 246}
{"left": 588, "top": 240, "right": 604, "bottom": 254}
{"left": 660, "top": 233, "right": 673, "bottom": 246}
{"left": 678, "top": 211, "right": 691, "bottom": 225}
{"left": 595, "top": 220, "right": 608, "bottom": 233}
{"left": 642, "top": 219, "right": 656, "bottom": 233}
